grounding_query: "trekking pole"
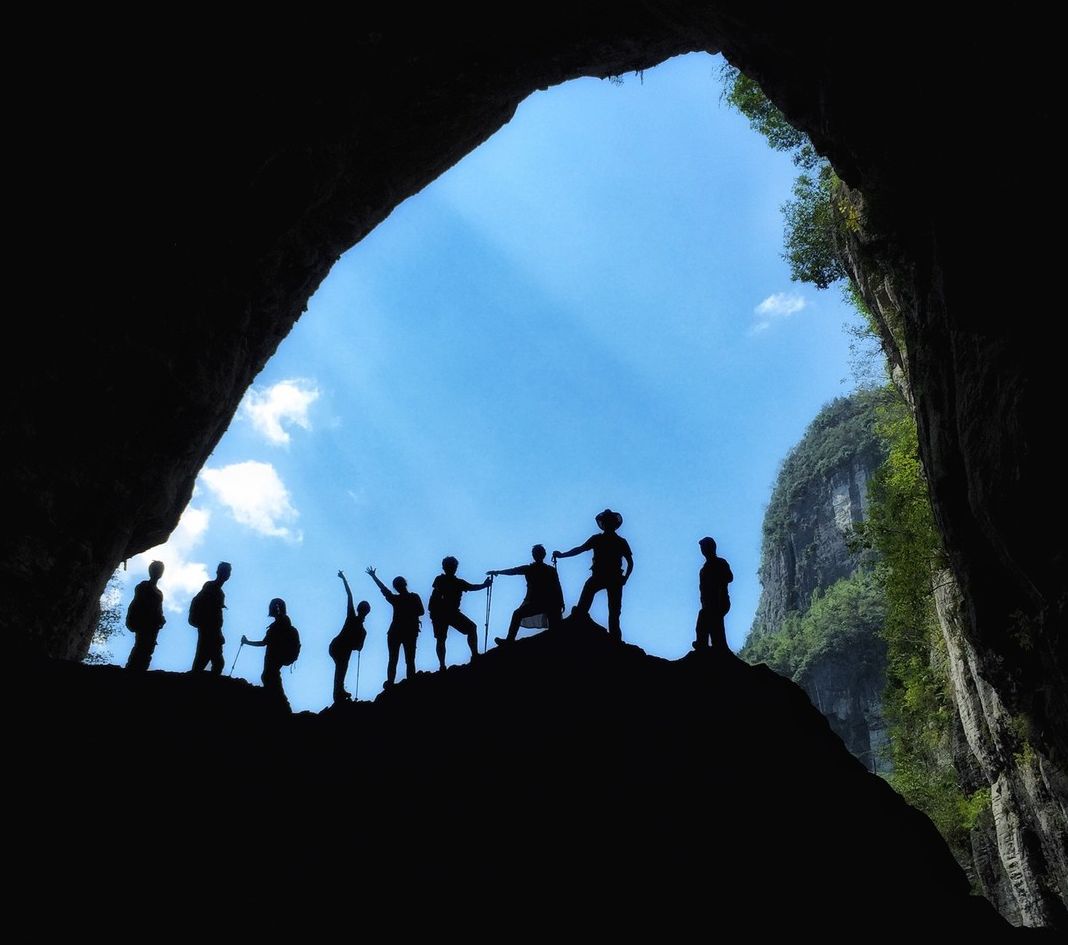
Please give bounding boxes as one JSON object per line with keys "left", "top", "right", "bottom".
{"left": 355, "top": 650, "right": 361, "bottom": 701}
{"left": 483, "top": 579, "right": 493, "bottom": 654}
{"left": 228, "top": 640, "right": 244, "bottom": 677}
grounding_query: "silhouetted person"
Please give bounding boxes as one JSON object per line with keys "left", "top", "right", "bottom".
{"left": 367, "top": 566, "right": 424, "bottom": 688}
{"left": 694, "top": 536, "right": 733, "bottom": 652}
{"left": 125, "top": 559, "right": 166, "bottom": 671}
{"left": 242, "top": 597, "right": 301, "bottom": 707}
{"left": 189, "top": 561, "right": 231, "bottom": 673}
{"left": 428, "top": 556, "right": 490, "bottom": 670}
{"left": 554, "top": 508, "right": 633, "bottom": 641}
{"left": 330, "top": 570, "right": 369, "bottom": 703}
{"left": 489, "top": 544, "right": 564, "bottom": 646}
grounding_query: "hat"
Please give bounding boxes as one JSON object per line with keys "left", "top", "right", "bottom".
{"left": 595, "top": 508, "right": 623, "bottom": 529}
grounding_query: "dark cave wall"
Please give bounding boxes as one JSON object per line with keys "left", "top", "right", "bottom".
{"left": 7, "top": 8, "right": 1064, "bottom": 766}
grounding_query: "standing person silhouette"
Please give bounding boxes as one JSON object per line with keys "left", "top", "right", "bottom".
{"left": 488, "top": 544, "right": 564, "bottom": 646}
{"left": 428, "top": 556, "right": 491, "bottom": 670}
{"left": 125, "top": 560, "right": 166, "bottom": 671}
{"left": 190, "top": 561, "right": 231, "bottom": 674}
{"left": 330, "top": 570, "right": 369, "bottom": 703}
{"left": 694, "top": 536, "right": 733, "bottom": 652}
{"left": 241, "top": 597, "right": 301, "bottom": 707}
{"left": 366, "top": 566, "right": 424, "bottom": 688}
{"left": 554, "top": 509, "right": 633, "bottom": 641}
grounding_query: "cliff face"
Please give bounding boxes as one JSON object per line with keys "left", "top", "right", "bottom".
{"left": 840, "top": 193, "right": 1068, "bottom": 927}
{"left": 751, "top": 394, "right": 885, "bottom": 637}
{"left": 16, "top": 623, "right": 1003, "bottom": 933}
{"left": 745, "top": 391, "right": 888, "bottom": 771}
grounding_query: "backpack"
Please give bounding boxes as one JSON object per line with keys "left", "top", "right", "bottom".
{"left": 276, "top": 622, "right": 301, "bottom": 666}
{"left": 187, "top": 588, "right": 207, "bottom": 628}
{"left": 125, "top": 585, "right": 149, "bottom": 632}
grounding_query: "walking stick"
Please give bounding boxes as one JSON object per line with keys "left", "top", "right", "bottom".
{"left": 228, "top": 640, "right": 244, "bottom": 677}
{"left": 483, "top": 579, "right": 493, "bottom": 654}
{"left": 355, "top": 650, "right": 361, "bottom": 701}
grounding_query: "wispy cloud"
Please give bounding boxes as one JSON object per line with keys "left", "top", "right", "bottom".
{"left": 240, "top": 378, "right": 320, "bottom": 446}
{"left": 200, "top": 461, "right": 301, "bottom": 540}
{"left": 128, "top": 503, "right": 213, "bottom": 613}
{"left": 752, "top": 292, "right": 807, "bottom": 334}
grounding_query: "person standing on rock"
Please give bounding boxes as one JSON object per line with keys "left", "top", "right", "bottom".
{"left": 693, "top": 536, "right": 733, "bottom": 652}
{"left": 428, "top": 556, "right": 491, "bottom": 670}
{"left": 488, "top": 544, "right": 564, "bottom": 646}
{"left": 241, "top": 597, "right": 301, "bottom": 708}
{"left": 125, "top": 560, "right": 166, "bottom": 671}
{"left": 189, "top": 561, "right": 231, "bottom": 674}
{"left": 330, "top": 570, "right": 369, "bottom": 703}
{"left": 366, "top": 566, "right": 424, "bottom": 688}
{"left": 553, "top": 508, "right": 633, "bottom": 641}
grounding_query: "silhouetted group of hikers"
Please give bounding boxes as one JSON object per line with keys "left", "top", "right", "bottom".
{"left": 123, "top": 508, "right": 734, "bottom": 706}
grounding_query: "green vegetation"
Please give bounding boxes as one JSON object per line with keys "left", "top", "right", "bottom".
{"left": 86, "top": 571, "right": 124, "bottom": 665}
{"left": 861, "top": 394, "right": 987, "bottom": 855}
{"left": 761, "top": 388, "right": 889, "bottom": 555}
{"left": 741, "top": 570, "right": 885, "bottom": 683}
{"left": 720, "top": 64, "right": 846, "bottom": 288}
{"left": 723, "top": 63, "right": 992, "bottom": 860}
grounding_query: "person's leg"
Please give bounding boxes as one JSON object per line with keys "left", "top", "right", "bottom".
{"left": 262, "top": 661, "right": 289, "bottom": 709}
{"left": 710, "top": 611, "right": 728, "bottom": 651}
{"left": 694, "top": 609, "right": 710, "bottom": 649}
{"left": 209, "top": 633, "right": 225, "bottom": 674}
{"left": 454, "top": 613, "right": 478, "bottom": 658}
{"left": 498, "top": 603, "right": 540, "bottom": 644}
{"left": 191, "top": 631, "right": 208, "bottom": 672}
{"left": 126, "top": 630, "right": 153, "bottom": 671}
{"left": 333, "top": 652, "right": 351, "bottom": 702}
{"left": 386, "top": 632, "right": 399, "bottom": 686}
{"left": 606, "top": 580, "right": 623, "bottom": 640}
{"left": 433, "top": 619, "right": 449, "bottom": 670}
{"left": 507, "top": 608, "right": 523, "bottom": 640}
{"left": 574, "top": 576, "right": 600, "bottom": 615}
{"left": 402, "top": 637, "right": 417, "bottom": 680}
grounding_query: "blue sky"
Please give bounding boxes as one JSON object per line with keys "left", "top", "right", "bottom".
{"left": 104, "top": 53, "right": 864, "bottom": 711}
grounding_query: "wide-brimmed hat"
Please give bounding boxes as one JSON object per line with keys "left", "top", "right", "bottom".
{"left": 595, "top": 508, "right": 623, "bottom": 529}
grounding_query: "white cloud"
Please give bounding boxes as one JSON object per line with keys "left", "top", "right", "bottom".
{"left": 240, "top": 378, "right": 320, "bottom": 446}
{"left": 752, "top": 292, "right": 807, "bottom": 333}
{"left": 200, "top": 461, "right": 301, "bottom": 540}
{"left": 128, "top": 503, "right": 213, "bottom": 613}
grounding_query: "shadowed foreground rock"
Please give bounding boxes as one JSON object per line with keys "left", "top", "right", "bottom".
{"left": 17, "top": 621, "right": 1013, "bottom": 932}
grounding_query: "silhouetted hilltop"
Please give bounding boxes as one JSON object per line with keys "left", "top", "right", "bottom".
{"left": 18, "top": 618, "right": 1011, "bottom": 933}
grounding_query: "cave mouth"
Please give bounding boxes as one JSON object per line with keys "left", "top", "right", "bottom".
{"left": 100, "top": 52, "right": 872, "bottom": 714}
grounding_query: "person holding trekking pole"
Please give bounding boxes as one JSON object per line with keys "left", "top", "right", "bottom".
{"left": 488, "top": 544, "right": 564, "bottom": 646}
{"left": 330, "top": 570, "right": 369, "bottom": 703}
{"left": 428, "top": 556, "right": 491, "bottom": 670}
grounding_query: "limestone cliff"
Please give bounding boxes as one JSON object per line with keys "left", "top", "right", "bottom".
{"left": 744, "top": 390, "right": 889, "bottom": 771}
{"left": 839, "top": 185, "right": 1068, "bottom": 927}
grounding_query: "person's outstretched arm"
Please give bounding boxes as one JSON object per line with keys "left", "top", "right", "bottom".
{"left": 459, "top": 577, "right": 492, "bottom": 591}
{"left": 366, "top": 566, "right": 392, "bottom": 600}
{"left": 552, "top": 539, "right": 592, "bottom": 561}
{"left": 339, "top": 570, "right": 355, "bottom": 619}
{"left": 487, "top": 565, "right": 525, "bottom": 577}
{"left": 241, "top": 634, "right": 267, "bottom": 647}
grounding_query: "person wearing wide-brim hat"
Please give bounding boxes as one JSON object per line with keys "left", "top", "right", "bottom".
{"left": 553, "top": 508, "right": 633, "bottom": 641}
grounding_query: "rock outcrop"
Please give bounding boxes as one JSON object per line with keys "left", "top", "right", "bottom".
{"left": 16, "top": 622, "right": 1005, "bottom": 932}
